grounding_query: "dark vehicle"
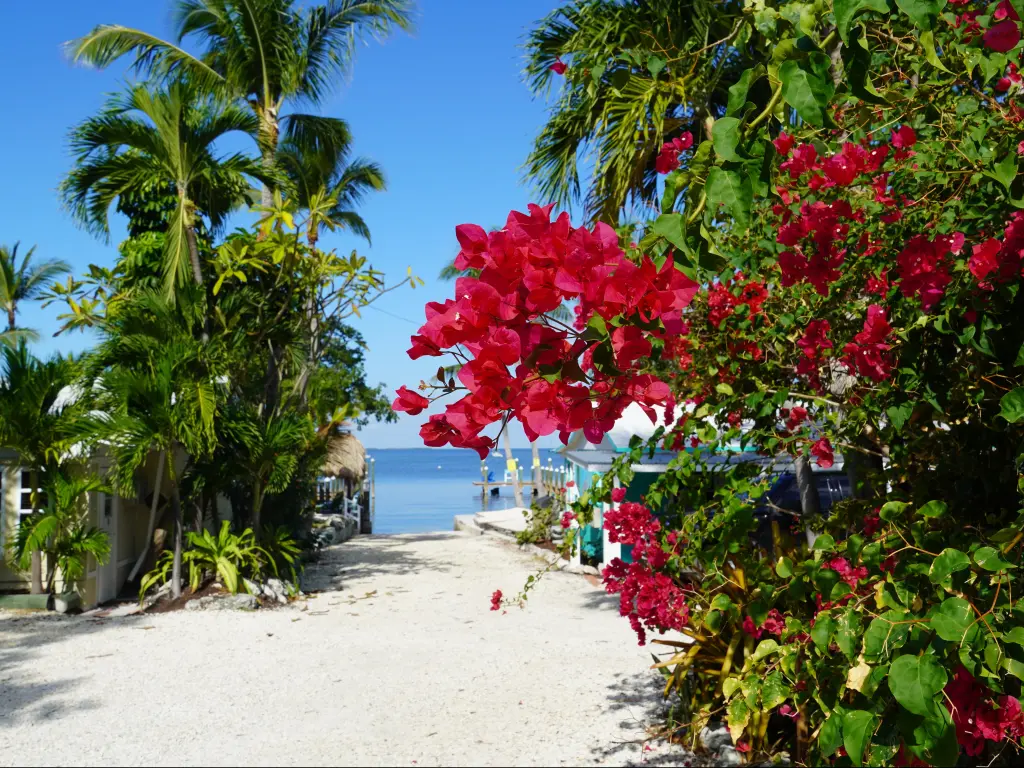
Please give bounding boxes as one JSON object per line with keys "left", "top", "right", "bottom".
{"left": 752, "top": 469, "right": 851, "bottom": 549}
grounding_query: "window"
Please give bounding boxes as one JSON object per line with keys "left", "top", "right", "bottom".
{"left": 19, "top": 470, "right": 46, "bottom": 526}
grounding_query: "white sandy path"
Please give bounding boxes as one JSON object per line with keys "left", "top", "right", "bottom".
{"left": 0, "top": 532, "right": 690, "bottom": 767}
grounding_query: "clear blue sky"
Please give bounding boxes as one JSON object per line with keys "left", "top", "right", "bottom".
{"left": 1, "top": 0, "right": 566, "bottom": 449}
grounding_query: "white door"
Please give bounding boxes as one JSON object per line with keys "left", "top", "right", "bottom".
{"left": 95, "top": 492, "right": 118, "bottom": 603}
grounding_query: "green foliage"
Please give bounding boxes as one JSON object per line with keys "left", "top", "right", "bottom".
{"left": 6, "top": 472, "right": 111, "bottom": 594}
{"left": 515, "top": 502, "right": 560, "bottom": 546}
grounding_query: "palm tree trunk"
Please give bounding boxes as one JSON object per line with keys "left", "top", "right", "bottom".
{"left": 6, "top": 308, "right": 15, "bottom": 331}
{"left": 128, "top": 449, "right": 165, "bottom": 583}
{"left": 171, "top": 482, "right": 183, "bottom": 600}
{"left": 259, "top": 107, "right": 280, "bottom": 208}
{"left": 502, "top": 429, "right": 523, "bottom": 508}
{"left": 184, "top": 224, "right": 203, "bottom": 286}
{"left": 252, "top": 479, "right": 265, "bottom": 536}
{"left": 794, "top": 454, "right": 822, "bottom": 547}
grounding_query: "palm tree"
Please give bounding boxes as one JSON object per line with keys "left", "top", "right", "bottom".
{"left": 88, "top": 291, "right": 221, "bottom": 598}
{"left": 223, "top": 407, "right": 311, "bottom": 533}
{"left": 0, "top": 344, "right": 87, "bottom": 593}
{"left": 277, "top": 128, "right": 385, "bottom": 248}
{"left": 68, "top": 0, "right": 413, "bottom": 205}
{"left": 523, "top": 0, "right": 752, "bottom": 223}
{"left": 62, "top": 82, "right": 263, "bottom": 294}
{"left": 8, "top": 472, "right": 111, "bottom": 595}
{"left": 0, "top": 242, "right": 71, "bottom": 332}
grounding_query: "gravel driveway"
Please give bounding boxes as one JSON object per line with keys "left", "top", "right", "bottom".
{"left": 0, "top": 532, "right": 689, "bottom": 766}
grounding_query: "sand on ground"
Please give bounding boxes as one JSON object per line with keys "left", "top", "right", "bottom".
{"left": 0, "top": 532, "right": 690, "bottom": 767}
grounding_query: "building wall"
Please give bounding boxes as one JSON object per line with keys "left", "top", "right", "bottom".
{"left": 0, "top": 463, "right": 28, "bottom": 592}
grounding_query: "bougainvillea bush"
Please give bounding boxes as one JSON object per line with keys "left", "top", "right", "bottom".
{"left": 397, "top": 1, "right": 1024, "bottom": 765}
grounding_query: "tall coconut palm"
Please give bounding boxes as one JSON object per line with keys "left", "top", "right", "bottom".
{"left": 278, "top": 128, "right": 385, "bottom": 248}
{"left": 524, "top": 0, "right": 752, "bottom": 224}
{"left": 0, "top": 242, "right": 71, "bottom": 331}
{"left": 62, "top": 82, "right": 263, "bottom": 294}
{"left": 68, "top": 0, "right": 413, "bottom": 205}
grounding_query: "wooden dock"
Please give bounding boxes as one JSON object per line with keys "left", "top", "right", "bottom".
{"left": 475, "top": 460, "right": 571, "bottom": 498}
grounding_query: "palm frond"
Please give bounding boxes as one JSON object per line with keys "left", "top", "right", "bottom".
{"left": 67, "top": 24, "right": 227, "bottom": 95}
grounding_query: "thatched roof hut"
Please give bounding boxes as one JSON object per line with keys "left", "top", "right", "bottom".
{"left": 322, "top": 433, "right": 366, "bottom": 481}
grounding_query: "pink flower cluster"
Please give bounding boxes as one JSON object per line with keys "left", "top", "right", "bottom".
{"left": 396, "top": 204, "right": 699, "bottom": 456}
{"left": 655, "top": 132, "right": 694, "bottom": 174}
{"left": 842, "top": 305, "right": 893, "bottom": 383}
{"left": 946, "top": 665, "right": 1024, "bottom": 756}
{"left": 603, "top": 557, "right": 690, "bottom": 645}
{"left": 825, "top": 557, "right": 868, "bottom": 587}
{"left": 970, "top": 211, "right": 1024, "bottom": 289}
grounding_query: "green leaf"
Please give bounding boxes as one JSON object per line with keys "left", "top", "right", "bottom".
{"left": 647, "top": 55, "right": 666, "bottom": 78}
{"left": 761, "top": 670, "right": 789, "bottom": 709}
{"left": 886, "top": 403, "right": 913, "bottom": 431}
{"left": 845, "top": 25, "right": 888, "bottom": 104}
{"left": 837, "top": 609, "right": 860, "bottom": 660}
{"left": 776, "top": 556, "right": 794, "bottom": 578}
{"left": 894, "top": 0, "right": 947, "bottom": 29}
{"left": 991, "top": 153, "right": 1018, "bottom": 191}
{"left": 899, "top": 705, "right": 958, "bottom": 766}
{"left": 1003, "top": 657, "right": 1024, "bottom": 680}
{"left": 834, "top": 0, "right": 891, "bottom": 43}
{"left": 813, "top": 533, "right": 836, "bottom": 551}
{"left": 812, "top": 614, "right": 836, "bottom": 651}
{"left": 975, "top": 546, "right": 1014, "bottom": 572}
{"left": 705, "top": 167, "right": 753, "bottom": 231}
{"left": 716, "top": 382, "right": 735, "bottom": 396}
{"left": 929, "top": 548, "right": 971, "bottom": 585}
{"left": 864, "top": 611, "right": 910, "bottom": 662}
{"left": 889, "top": 654, "right": 947, "bottom": 716}
{"left": 1004, "top": 627, "right": 1024, "bottom": 646}
{"left": 753, "top": 639, "right": 781, "bottom": 661}
{"left": 819, "top": 710, "right": 844, "bottom": 757}
{"left": 1000, "top": 388, "right": 1024, "bottom": 423}
{"left": 727, "top": 68, "right": 760, "bottom": 115}
{"left": 712, "top": 117, "right": 743, "bottom": 162}
{"left": 879, "top": 501, "right": 910, "bottom": 521}
{"left": 843, "top": 709, "right": 877, "bottom": 767}
{"left": 779, "top": 55, "right": 835, "bottom": 126}
{"left": 727, "top": 697, "right": 750, "bottom": 742}
{"left": 919, "top": 29, "right": 951, "bottom": 72}
{"left": 918, "top": 500, "right": 947, "bottom": 518}
{"left": 930, "top": 597, "right": 977, "bottom": 643}
{"left": 651, "top": 213, "right": 687, "bottom": 251}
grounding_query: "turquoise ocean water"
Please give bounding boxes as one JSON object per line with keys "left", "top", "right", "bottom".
{"left": 366, "top": 447, "right": 560, "bottom": 534}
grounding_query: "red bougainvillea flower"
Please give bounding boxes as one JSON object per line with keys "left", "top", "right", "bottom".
{"left": 603, "top": 502, "right": 661, "bottom": 545}
{"left": 490, "top": 589, "right": 503, "bottom": 611}
{"left": 611, "top": 487, "right": 627, "bottom": 503}
{"left": 896, "top": 233, "right": 962, "bottom": 311}
{"left": 810, "top": 437, "right": 834, "bottom": 468}
{"left": 998, "top": 62, "right": 1022, "bottom": 91}
{"left": 826, "top": 557, "right": 869, "bottom": 587}
{"left": 984, "top": 19, "right": 1021, "bottom": 52}
{"left": 891, "top": 125, "right": 917, "bottom": 149}
{"left": 560, "top": 511, "right": 576, "bottom": 529}
{"left": 863, "top": 513, "right": 881, "bottom": 537}
{"left": 773, "top": 132, "right": 795, "bottom": 156}
{"left": 762, "top": 609, "right": 786, "bottom": 636}
{"left": 392, "top": 385, "right": 430, "bottom": 415}
{"left": 549, "top": 58, "right": 568, "bottom": 75}
{"left": 655, "top": 133, "right": 694, "bottom": 174}
{"left": 797, "top": 319, "right": 832, "bottom": 358}
{"left": 843, "top": 304, "right": 893, "bottom": 382}
{"left": 742, "top": 615, "right": 762, "bottom": 639}
{"left": 778, "top": 704, "right": 799, "bottom": 720}
{"left": 735, "top": 742, "right": 751, "bottom": 754}
{"left": 785, "top": 406, "right": 809, "bottom": 432}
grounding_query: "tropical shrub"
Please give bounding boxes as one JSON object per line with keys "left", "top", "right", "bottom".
{"left": 7, "top": 472, "right": 111, "bottom": 595}
{"left": 141, "top": 522, "right": 270, "bottom": 599}
{"left": 399, "top": 1, "right": 1024, "bottom": 763}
